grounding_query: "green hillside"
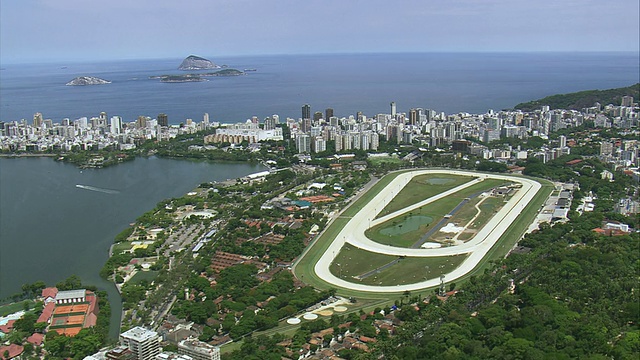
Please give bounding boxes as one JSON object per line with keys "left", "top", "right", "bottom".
{"left": 515, "top": 83, "right": 639, "bottom": 111}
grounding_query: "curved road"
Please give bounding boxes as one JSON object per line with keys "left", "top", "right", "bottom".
{"left": 313, "top": 170, "right": 542, "bottom": 293}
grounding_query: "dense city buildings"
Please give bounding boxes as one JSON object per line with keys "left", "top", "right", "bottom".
{"left": 2, "top": 96, "right": 638, "bottom": 165}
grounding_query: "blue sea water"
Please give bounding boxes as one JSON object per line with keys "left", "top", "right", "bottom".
{"left": 1, "top": 52, "right": 638, "bottom": 124}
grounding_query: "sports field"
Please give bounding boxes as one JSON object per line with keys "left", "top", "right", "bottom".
{"left": 293, "top": 169, "right": 548, "bottom": 295}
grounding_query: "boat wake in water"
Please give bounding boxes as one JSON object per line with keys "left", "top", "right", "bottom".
{"left": 75, "top": 184, "right": 120, "bottom": 194}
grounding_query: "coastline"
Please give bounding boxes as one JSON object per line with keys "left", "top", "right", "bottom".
{"left": 0, "top": 153, "right": 57, "bottom": 158}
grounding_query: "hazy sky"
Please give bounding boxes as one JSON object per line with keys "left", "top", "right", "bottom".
{"left": 2, "top": 0, "right": 639, "bottom": 63}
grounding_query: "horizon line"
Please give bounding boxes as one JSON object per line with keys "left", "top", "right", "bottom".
{"left": 2, "top": 50, "right": 639, "bottom": 66}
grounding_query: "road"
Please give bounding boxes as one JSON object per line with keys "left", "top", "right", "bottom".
{"left": 312, "top": 170, "right": 542, "bottom": 293}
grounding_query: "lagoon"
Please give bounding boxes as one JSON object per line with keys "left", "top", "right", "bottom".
{"left": 0, "top": 156, "right": 263, "bottom": 337}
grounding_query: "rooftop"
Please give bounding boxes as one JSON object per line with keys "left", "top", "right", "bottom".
{"left": 56, "top": 289, "right": 86, "bottom": 301}
{"left": 121, "top": 326, "right": 159, "bottom": 342}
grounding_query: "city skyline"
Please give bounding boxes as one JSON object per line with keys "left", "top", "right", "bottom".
{"left": 1, "top": 0, "right": 639, "bottom": 64}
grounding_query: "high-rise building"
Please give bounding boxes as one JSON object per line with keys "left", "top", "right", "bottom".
{"left": 483, "top": 129, "right": 501, "bottom": 143}
{"left": 296, "top": 134, "right": 311, "bottom": 153}
{"left": 178, "top": 339, "right": 220, "bottom": 360}
{"left": 390, "top": 102, "right": 397, "bottom": 118}
{"left": 621, "top": 96, "right": 634, "bottom": 107}
{"left": 302, "top": 104, "right": 311, "bottom": 120}
{"left": 312, "top": 137, "right": 326, "bottom": 153}
{"left": 559, "top": 135, "right": 567, "bottom": 149}
{"left": 99, "top": 112, "right": 108, "bottom": 127}
{"left": 313, "top": 111, "right": 323, "bottom": 122}
{"left": 110, "top": 116, "right": 122, "bottom": 135}
{"left": 119, "top": 327, "right": 161, "bottom": 360}
{"left": 600, "top": 141, "right": 614, "bottom": 156}
{"left": 325, "top": 108, "right": 334, "bottom": 121}
{"left": 264, "top": 117, "right": 276, "bottom": 130}
{"left": 33, "top": 113, "right": 43, "bottom": 128}
{"left": 409, "top": 109, "right": 418, "bottom": 126}
{"left": 157, "top": 113, "right": 168, "bottom": 127}
{"left": 137, "top": 116, "right": 148, "bottom": 129}
{"left": 301, "top": 118, "right": 312, "bottom": 133}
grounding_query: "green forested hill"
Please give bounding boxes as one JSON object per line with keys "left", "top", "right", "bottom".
{"left": 515, "top": 83, "right": 639, "bottom": 111}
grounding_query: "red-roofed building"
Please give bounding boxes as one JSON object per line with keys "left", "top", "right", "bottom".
{"left": 27, "top": 333, "right": 44, "bottom": 346}
{"left": 0, "top": 344, "right": 24, "bottom": 359}
{"left": 592, "top": 228, "right": 629, "bottom": 237}
{"left": 358, "top": 335, "right": 377, "bottom": 343}
{"left": 37, "top": 302, "right": 55, "bottom": 324}
{"left": 41, "top": 287, "right": 58, "bottom": 301}
{"left": 0, "top": 320, "right": 15, "bottom": 334}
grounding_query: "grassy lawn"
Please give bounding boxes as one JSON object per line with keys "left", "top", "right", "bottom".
{"left": 356, "top": 255, "right": 467, "bottom": 286}
{"left": 328, "top": 244, "right": 399, "bottom": 279}
{"left": 328, "top": 245, "right": 468, "bottom": 286}
{"left": 366, "top": 179, "right": 508, "bottom": 247}
{"left": 433, "top": 195, "right": 504, "bottom": 242}
{"left": 367, "top": 156, "right": 403, "bottom": 166}
{"left": 112, "top": 242, "right": 133, "bottom": 255}
{"left": 467, "top": 196, "right": 503, "bottom": 231}
{"left": 0, "top": 300, "right": 34, "bottom": 317}
{"left": 128, "top": 270, "right": 159, "bottom": 284}
{"left": 377, "top": 174, "right": 473, "bottom": 217}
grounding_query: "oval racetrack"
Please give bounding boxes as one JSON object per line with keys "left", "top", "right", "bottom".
{"left": 312, "top": 170, "right": 542, "bottom": 293}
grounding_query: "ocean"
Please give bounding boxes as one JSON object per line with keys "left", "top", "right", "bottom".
{"left": 1, "top": 52, "right": 638, "bottom": 124}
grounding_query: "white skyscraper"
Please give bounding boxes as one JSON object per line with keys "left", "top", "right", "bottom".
{"left": 110, "top": 116, "right": 122, "bottom": 135}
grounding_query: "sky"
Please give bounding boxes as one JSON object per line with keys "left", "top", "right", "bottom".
{"left": 1, "top": 0, "right": 639, "bottom": 64}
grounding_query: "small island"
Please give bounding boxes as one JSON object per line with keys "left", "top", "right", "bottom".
{"left": 150, "top": 69, "right": 245, "bottom": 83}
{"left": 177, "top": 55, "right": 220, "bottom": 70}
{"left": 66, "top": 76, "right": 111, "bottom": 86}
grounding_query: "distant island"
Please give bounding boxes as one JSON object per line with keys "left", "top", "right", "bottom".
{"left": 66, "top": 76, "right": 111, "bottom": 86}
{"left": 150, "top": 69, "right": 245, "bottom": 83}
{"left": 515, "top": 83, "right": 639, "bottom": 111}
{"left": 177, "top": 55, "right": 221, "bottom": 70}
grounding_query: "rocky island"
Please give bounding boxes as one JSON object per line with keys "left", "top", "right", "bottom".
{"left": 177, "top": 55, "right": 221, "bottom": 70}
{"left": 150, "top": 69, "right": 245, "bottom": 83}
{"left": 66, "top": 76, "right": 111, "bottom": 86}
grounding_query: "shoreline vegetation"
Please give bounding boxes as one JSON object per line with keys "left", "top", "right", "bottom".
{"left": 1, "top": 85, "right": 638, "bottom": 359}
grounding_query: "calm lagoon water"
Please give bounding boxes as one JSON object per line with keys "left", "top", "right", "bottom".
{"left": 0, "top": 156, "right": 263, "bottom": 336}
